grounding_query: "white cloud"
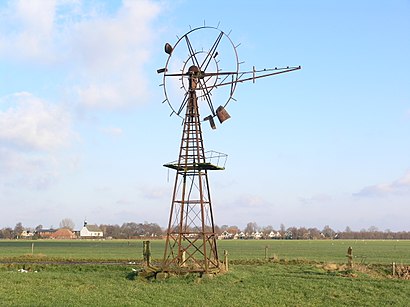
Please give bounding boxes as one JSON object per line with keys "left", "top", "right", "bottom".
{"left": 0, "top": 0, "right": 163, "bottom": 190}
{"left": 1, "top": 0, "right": 162, "bottom": 109}
{"left": 68, "top": 0, "right": 161, "bottom": 109}
{"left": 228, "top": 194, "right": 268, "bottom": 208}
{"left": 0, "top": 92, "right": 73, "bottom": 188}
{"left": 116, "top": 199, "right": 135, "bottom": 206}
{"left": 0, "top": 92, "right": 72, "bottom": 151}
{"left": 0, "top": 147, "right": 59, "bottom": 190}
{"left": 299, "top": 193, "right": 332, "bottom": 204}
{"left": 0, "top": 0, "right": 57, "bottom": 61}
{"left": 139, "top": 185, "right": 169, "bottom": 200}
{"left": 354, "top": 170, "right": 410, "bottom": 197}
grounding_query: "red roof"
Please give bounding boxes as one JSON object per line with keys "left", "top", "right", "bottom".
{"left": 50, "top": 228, "right": 76, "bottom": 239}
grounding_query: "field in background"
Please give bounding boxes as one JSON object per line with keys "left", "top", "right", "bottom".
{"left": 1, "top": 240, "right": 409, "bottom": 306}
{"left": 1, "top": 239, "right": 409, "bottom": 264}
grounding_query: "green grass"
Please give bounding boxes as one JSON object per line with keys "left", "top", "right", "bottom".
{"left": 1, "top": 239, "right": 409, "bottom": 264}
{"left": 219, "top": 240, "right": 410, "bottom": 264}
{"left": 0, "top": 262, "right": 409, "bottom": 306}
{"left": 0, "top": 240, "right": 409, "bottom": 306}
{"left": 0, "top": 240, "right": 149, "bottom": 260}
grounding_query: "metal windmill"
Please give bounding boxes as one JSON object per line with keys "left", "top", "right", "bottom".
{"left": 157, "top": 25, "right": 300, "bottom": 274}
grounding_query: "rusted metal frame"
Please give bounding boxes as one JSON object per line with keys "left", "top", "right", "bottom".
{"left": 163, "top": 233, "right": 179, "bottom": 268}
{"left": 178, "top": 233, "right": 218, "bottom": 272}
{"left": 184, "top": 36, "right": 216, "bottom": 117}
{"left": 180, "top": 236, "right": 202, "bottom": 261}
{"left": 165, "top": 220, "right": 193, "bottom": 269}
{"left": 176, "top": 104, "right": 193, "bottom": 264}
{"left": 164, "top": 71, "right": 238, "bottom": 77}
{"left": 180, "top": 237, "right": 207, "bottom": 270}
{"left": 192, "top": 90, "right": 211, "bottom": 272}
{"left": 184, "top": 203, "right": 198, "bottom": 229}
{"left": 198, "top": 83, "right": 216, "bottom": 116}
{"left": 164, "top": 235, "right": 204, "bottom": 272}
{"left": 163, "top": 60, "right": 220, "bottom": 273}
{"left": 183, "top": 167, "right": 204, "bottom": 228}
{"left": 183, "top": 175, "right": 197, "bottom": 234}
{"left": 184, "top": 35, "right": 201, "bottom": 69}
{"left": 236, "top": 66, "right": 301, "bottom": 83}
{"left": 198, "top": 147, "right": 219, "bottom": 270}
{"left": 171, "top": 199, "right": 181, "bottom": 234}
{"left": 212, "top": 66, "right": 301, "bottom": 89}
{"left": 173, "top": 90, "right": 194, "bottom": 267}
{"left": 161, "top": 26, "right": 240, "bottom": 121}
{"left": 185, "top": 202, "right": 202, "bottom": 231}
{"left": 203, "top": 170, "right": 219, "bottom": 266}
{"left": 176, "top": 91, "right": 189, "bottom": 116}
{"left": 197, "top": 77, "right": 215, "bottom": 116}
{"left": 189, "top": 234, "right": 217, "bottom": 269}
{"left": 178, "top": 81, "right": 198, "bottom": 268}
{"left": 162, "top": 167, "right": 181, "bottom": 269}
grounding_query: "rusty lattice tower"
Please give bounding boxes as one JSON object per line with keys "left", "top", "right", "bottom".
{"left": 162, "top": 66, "right": 222, "bottom": 273}
{"left": 157, "top": 25, "right": 300, "bottom": 274}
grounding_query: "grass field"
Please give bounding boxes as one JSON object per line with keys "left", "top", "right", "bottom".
{"left": 1, "top": 240, "right": 409, "bottom": 306}
{"left": 1, "top": 239, "right": 409, "bottom": 264}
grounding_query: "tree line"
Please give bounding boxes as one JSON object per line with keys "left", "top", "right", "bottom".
{"left": 1, "top": 221, "right": 410, "bottom": 240}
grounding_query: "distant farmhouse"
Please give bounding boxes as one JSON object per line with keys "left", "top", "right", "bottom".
{"left": 20, "top": 230, "right": 34, "bottom": 239}
{"left": 36, "top": 228, "right": 76, "bottom": 239}
{"left": 51, "top": 228, "right": 76, "bottom": 240}
{"left": 36, "top": 229, "right": 56, "bottom": 239}
{"left": 80, "top": 221, "right": 103, "bottom": 238}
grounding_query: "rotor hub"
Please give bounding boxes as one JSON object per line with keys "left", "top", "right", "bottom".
{"left": 188, "top": 65, "right": 199, "bottom": 73}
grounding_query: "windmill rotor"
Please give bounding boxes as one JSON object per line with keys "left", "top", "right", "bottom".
{"left": 158, "top": 26, "right": 240, "bottom": 126}
{"left": 158, "top": 25, "right": 301, "bottom": 128}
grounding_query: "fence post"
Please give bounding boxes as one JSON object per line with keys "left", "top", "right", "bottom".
{"left": 142, "top": 240, "right": 151, "bottom": 267}
{"left": 31, "top": 243, "right": 34, "bottom": 255}
{"left": 347, "top": 246, "right": 353, "bottom": 269}
{"left": 392, "top": 262, "right": 396, "bottom": 276}
{"left": 224, "top": 250, "right": 229, "bottom": 272}
{"left": 180, "top": 250, "right": 186, "bottom": 267}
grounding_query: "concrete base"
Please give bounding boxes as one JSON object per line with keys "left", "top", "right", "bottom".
{"left": 156, "top": 272, "right": 169, "bottom": 281}
{"left": 201, "top": 273, "right": 214, "bottom": 279}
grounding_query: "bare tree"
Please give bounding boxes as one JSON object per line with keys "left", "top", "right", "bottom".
{"left": 59, "top": 218, "right": 75, "bottom": 230}
{"left": 308, "top": 227, "right": 321, "bottom": 239}
{"left": 244, "top": 222, "right": 258, "bottom": 235}
{"left": 227, "top": 225, "right": 240, "bottom": 235}
{"left": 322, "top": 225, "right": 335, "bottom": 239}
{"left": 0, "top": 227, "right": 13, "bottom": 239}
{"left": 13, "top": 222, "right": 24, "bottom": 238}
{"left": 280, "top": 223, "right": 286, "bottom": 236}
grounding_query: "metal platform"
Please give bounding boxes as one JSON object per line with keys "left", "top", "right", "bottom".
{"left": 163, "top": 162, "right": 224, "bottom": 171}
{"left": 164, "top": 150, "right": 227, "bottom": 172}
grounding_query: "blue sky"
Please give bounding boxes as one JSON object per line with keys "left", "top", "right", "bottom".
{"left": 0, "top": 0, "right": 409, "bottom": 231}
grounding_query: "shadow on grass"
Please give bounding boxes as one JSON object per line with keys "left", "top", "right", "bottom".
{"left": 126, "top": 272, "right": 137, "bottom": 280}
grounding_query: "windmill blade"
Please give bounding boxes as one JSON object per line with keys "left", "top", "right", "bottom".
{"left": 185, "top": 35, "right": 201, "bottom": 68}
{"left": 200, "top": 31, "right": 224, "bottom": 72}
{"left": 198, "top": 81, "right": 216, "bottom": 116}
{"left": 176, "top": 91, "right": 190, "bottom": 116}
